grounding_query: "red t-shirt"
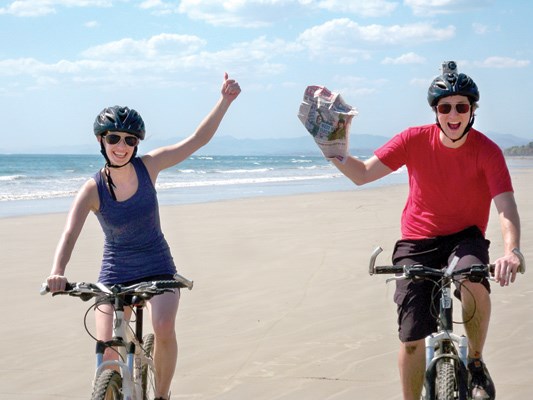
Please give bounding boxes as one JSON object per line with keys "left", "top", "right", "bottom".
{"left": 374, "top": 124, "right": 513, "bottom": 239}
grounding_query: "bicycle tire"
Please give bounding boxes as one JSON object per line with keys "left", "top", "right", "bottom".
{"left": 142, "top": 333, "right": 156, "bottom": 400}
{"left": 436, "top": 358, "right": 456, "bottom": 400}
{"left": 91, "top": 369, "right": 123, "bottom": 400}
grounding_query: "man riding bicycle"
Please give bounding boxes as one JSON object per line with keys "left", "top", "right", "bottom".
{"left": 327, "top": 61, "right": 522, "bottom": 400}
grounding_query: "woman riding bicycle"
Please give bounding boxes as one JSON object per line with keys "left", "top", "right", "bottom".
{"left": 325, "top": 61, "right": 522, "bottom": 400}
{"left": 46, "top": 73, "right": 241, "bottom": 400}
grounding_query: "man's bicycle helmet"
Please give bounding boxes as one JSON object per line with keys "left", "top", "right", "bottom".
{"left": 427, "top": 61, "right": 479, "bottom": 143}
{"left": 427, "top": 61, "right": 479, "bottom": 107}
{"left": 93, "top": 105, "right": 145, "bottom": 139}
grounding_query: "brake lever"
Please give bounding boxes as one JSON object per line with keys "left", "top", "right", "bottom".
{"left": 385, "top": 275, "right": 407, "bottom": 284}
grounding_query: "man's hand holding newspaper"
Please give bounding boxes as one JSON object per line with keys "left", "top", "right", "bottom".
{"left": 297, "top": 85, "right": 358, "bottom": 163}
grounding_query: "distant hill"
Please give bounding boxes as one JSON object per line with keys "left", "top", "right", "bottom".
{"left": 1, "top": 131, "right": 531, "bottom": 155}
{"left": 504, "top": 142, "right": 533, "bottom": 156}
{"left": 484, "top": 131, "right": 531, "bottom": 150}
{"left": 192, "top": 134, "right": 389, "bottom": 156}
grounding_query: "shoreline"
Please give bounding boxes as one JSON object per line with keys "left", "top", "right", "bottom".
{"left": 0, "top": 173, "right": 409, "bottom": 219}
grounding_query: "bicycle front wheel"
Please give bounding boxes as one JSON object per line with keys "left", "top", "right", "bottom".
{"left": 91, "top": 369, "right": 122, "bottom": 400}
{"left": 142, "top": 333, "right": 156, "bottom": 400}
{"left": 435, "top": 358, "right": 456, "bottom": 400}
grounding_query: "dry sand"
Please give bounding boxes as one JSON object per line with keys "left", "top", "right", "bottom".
{"left": 1, "top": 168, "right": 532, "bottom": 399}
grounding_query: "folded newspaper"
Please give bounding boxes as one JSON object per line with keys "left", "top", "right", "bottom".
{"left": 297, "top": 85, "right": 358, "bottom": 163}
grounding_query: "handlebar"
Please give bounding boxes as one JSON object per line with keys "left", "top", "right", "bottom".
{"left": 368, "top": 246, "right": 525, "bottom": 279}
{"left": 40, "top": 272, "right": 194, "bottom": 299}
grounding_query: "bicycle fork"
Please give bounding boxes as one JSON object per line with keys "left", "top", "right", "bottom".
{"left": 93, "top": 302, "right": 143, "bottom": 399}
{"left": 425, "top": 286, "right": 468, "bottom": 368}
{"left": 424, "top": 283, "right": 469, "bottom": 399}
{"left": 425, "top": 332, "right": 468, "bottom": 371}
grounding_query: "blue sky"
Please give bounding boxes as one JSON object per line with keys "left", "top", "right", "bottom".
{"left": 0, "top": 0, "right": 531, "bottom": 153}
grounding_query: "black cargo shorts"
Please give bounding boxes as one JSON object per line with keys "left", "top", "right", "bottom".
{"left": 392, "top": 226, "right": 491, "bottom": 343}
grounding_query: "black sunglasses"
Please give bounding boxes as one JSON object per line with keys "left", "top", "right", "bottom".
{"left": 437, "top": 103, "right": 471, "bottom": 114}
{"left": 103, "top": 134, "right": 139, "bottom": 147}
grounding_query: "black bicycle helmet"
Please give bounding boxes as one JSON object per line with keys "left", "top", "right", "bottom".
{"left": 427, "top": 61, "right": 479, "bottom": 143}
{"left": 93, "top": 105, "right": 145, "bottom": 140}
{"left": 427, "top": 61, "right": 479, "bottom": 107}
{"left": 93, "top": 106, "right": 145, "bottom": 196}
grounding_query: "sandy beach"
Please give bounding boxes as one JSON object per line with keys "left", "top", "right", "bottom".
{"left": 1, "top": 167, "right": 532, "bottom": 400}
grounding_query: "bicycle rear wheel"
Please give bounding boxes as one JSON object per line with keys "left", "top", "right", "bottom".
{"left": 142, "top": 333, "right": 156, "bottom": 400}
{"left": 91, "top": 369, "right": 122, "bottom": 400}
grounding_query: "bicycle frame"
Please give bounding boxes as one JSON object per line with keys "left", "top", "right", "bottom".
{"left": 93, "top": 285, "right": 153, "bottom": 400}
{"left": 423, "top": 267, "right": 469, "bottom": 400}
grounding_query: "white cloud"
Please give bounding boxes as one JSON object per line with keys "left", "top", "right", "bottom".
{"left": 317, "top": 0, "right": 398, "bottom": 17}
{"left": 0, "top": 1, "right": 55, "bottom": 16}
{"left": 139, "top": 0, "right": 165, "bottom": 8}
{"left": 143, "top": 0, "right": 400, "bottom": 28}
{"left": 0, "top": 33, "right": 302, "bottom": 90}
{"left": 0, "top": 0, "right": 398, "bottom": 22}
{"left": 79, "top": 34, "right": 300, "bottom": 73}
{"left": 178, "top": 36, "right": 303, "bottom": 75}
{"left": 472, "top": 22, "right": 488, "bottom": 35}
{"left": 298, "top": 19, "right": 455, "bottom": 60}
{"left": 0, "top": 57, "right": 89, "bottom": 87}
{"left": 475, "top": 56, "right": 530, "bottom": 69}
{"left": 84, "top": 20, "right": 99, "bottom": 28}
{"left": 332, "top": 75, "right": 387, "bottom": 98}
{"left": 0, "top": 0, "right": 112, "bottom": 17}
{"left": 404, "top": 0, "right": 494, "bottom": 16}
{"left": 382, "top": 52, "right": 426, "bottom": 65}
{"left": 0, "top": 58, "right": 44, "bottom": 75}
{"left": 139, "top": 0, "right": 176, "bottom": 15}
{"left": 176, "top": 0, "right": 297, "bottom": 28}
{"left": 81, "top": 33, "right": 207, "bottom": 60}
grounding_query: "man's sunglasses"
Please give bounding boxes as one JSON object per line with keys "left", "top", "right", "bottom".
{"left": 437, "top": 103, "right": 471, "bottom": 114}
{"left": 103, "top": 134, "right": 139, "bottom": 147}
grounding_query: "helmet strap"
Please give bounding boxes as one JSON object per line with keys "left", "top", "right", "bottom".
{"left": 104, "top": 165, "right": 118, "bottom": 201}
{"left": 436, "top": 112, "right": 476, "bottom": 144}
{"left": 99, "top": 141, "right": 138, "bottom": 201}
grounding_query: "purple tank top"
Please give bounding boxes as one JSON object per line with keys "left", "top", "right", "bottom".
{"left": 94, "top": 157, "right": 176, "bottom": 284}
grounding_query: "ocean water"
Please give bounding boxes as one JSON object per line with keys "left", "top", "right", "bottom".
{"left": 0, "top": 153, "right": 389, "bottom": 218}
{"left": 1, "top": 154, "right": 531, "bottom": 218}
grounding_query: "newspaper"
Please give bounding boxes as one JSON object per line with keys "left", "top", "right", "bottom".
{"left": 297, "top": 85, "right": 358, "bottom": 163}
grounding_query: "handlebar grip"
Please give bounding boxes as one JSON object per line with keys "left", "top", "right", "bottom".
{"left": 155, "top": 281, "right": 190, "bottom": 290}
{"left": 40, "top": 281, "right": 75, "bottom": 295}
{"left": 152, "top": 274, "right": 194, "bottom": 291}
{"left": 172, "top": 273, "right": 194, "bottom": 290}
{"left": 374, "top": 266, "right": 404, "bottom": 274}
{"left": 39, "top": 283, "right": 49, "bottom": 296}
